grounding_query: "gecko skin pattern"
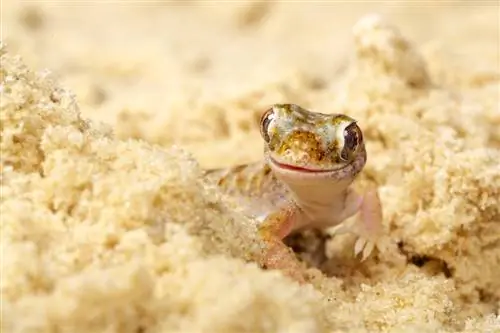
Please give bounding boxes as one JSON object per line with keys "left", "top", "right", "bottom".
{"left": 204, "top": 104, "right": 383, "bottom": 283}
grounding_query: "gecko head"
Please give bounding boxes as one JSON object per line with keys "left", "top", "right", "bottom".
{"left": 259, "top": 103, "right": 367, "bottom": 180}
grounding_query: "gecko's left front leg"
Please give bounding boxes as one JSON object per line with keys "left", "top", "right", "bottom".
{"left": 257, "top": 205, "right": 307, "bottom": 283}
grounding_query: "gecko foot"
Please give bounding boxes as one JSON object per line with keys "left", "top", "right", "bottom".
{"left": 330, "top": 189, "right": 386, "bottom": 261}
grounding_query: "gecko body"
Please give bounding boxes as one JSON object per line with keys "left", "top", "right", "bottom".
{"left": 205, "top": 104, "right": 383, "bottom": 283}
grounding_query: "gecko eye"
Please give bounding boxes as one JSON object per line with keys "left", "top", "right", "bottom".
{"left": 340, "top": 122, "right": 362, "bottom": 161}
{"left": 259, "top": 108, "right": 274, "bottom": 142}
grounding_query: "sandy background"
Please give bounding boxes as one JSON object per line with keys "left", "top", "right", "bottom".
{"left": 2, "top": 1, "right": 500, "bottom": 332}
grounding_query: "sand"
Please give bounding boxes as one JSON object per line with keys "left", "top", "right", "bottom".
{"left": 1, "top": 1, "right": 500, "bottom": 332}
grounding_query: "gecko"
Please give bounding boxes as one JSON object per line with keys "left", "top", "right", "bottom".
{"left": 204, "top": 103, "right": 383, "bottom": 283}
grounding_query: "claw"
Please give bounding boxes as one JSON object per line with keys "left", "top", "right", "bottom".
{"left": 354, "top": 237, "right": 367, "bottom": 257}
{"left": 363, "top": 241, "right": 375, "bottom": 260}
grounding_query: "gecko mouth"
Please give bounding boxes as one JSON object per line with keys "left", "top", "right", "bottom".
{"left": 269, "top": 157, "right": 350, "bottom": 173}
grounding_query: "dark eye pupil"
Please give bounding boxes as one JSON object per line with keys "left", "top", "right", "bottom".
{"left": 344, "top": 126, "right": 358, "bottom": 151}
{"left": 340, "top": 124, "right": 359, "bottom": 160}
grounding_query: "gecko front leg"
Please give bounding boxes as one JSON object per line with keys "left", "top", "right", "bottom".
{"left": 356, "top": 189, "right": 385, "bottom": 259}
{"left": 257, "top": 205, "right": 307, "bottom": 283}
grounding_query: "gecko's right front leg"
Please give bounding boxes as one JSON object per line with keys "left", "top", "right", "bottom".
{"left": 257, "top": 205, "right": 307, "bottom": 283}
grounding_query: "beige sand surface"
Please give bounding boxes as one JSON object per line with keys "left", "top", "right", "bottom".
{"left": 2, "top": 1, "right": 500, "bottom": 332}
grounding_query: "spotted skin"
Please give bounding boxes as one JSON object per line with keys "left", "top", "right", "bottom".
{"left": 205, "top": 104, "right": 383, "bottom": 283}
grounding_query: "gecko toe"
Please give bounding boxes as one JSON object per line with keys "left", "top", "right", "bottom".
{"left": 354, "top": 237, "right": 377, "bottom": 261}
{"left": 361, "top": 240, "right": 375, "bottom": 261}
{"left": 354, "top": 238, "right": 367, "bottom": 257}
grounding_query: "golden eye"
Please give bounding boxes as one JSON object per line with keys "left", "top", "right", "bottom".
{"left": 259, "top": 108, "right": 274, "bottom": 142}
{"left": 340, "top": 122, "right": 362, "bottom": 161}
